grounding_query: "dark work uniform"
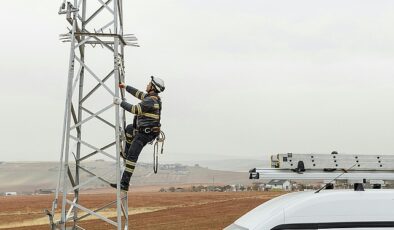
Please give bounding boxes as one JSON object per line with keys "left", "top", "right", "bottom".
{"left": 119, "top": 86, "right": 162, "bottom": 189}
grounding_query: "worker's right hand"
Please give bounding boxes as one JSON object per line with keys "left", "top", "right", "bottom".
{"left": 119, "top": 82, "right": 126, "bottom": 88}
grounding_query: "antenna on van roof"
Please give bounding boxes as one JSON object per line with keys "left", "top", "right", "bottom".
{"left": 315, "top": 163, "right": 357, "bottom": 193}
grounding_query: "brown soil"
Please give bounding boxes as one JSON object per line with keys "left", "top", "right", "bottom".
{"left": 0, "top": 191, "right": 284, "bottom": 230}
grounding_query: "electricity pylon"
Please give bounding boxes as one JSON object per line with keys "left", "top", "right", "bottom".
{"left": 47, "top": 1, "right": 137, "bottom": 229}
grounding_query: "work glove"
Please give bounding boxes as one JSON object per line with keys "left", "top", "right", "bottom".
{"left": 113, "top": 97, "right": 123, "bottom": 105}
{"left": 119, "top": 82, "right": 126, "bottom": 89}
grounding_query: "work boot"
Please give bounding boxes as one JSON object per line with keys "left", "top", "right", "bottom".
{"left": 110, "top": 183, "right": 129, "bottom": 192}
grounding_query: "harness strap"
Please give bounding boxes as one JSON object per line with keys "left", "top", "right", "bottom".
{"left": 153, "top": 130, "right": 165, "bottom": 174}
{"left": 138, "top": 126, "right": 160, "bottom": 134}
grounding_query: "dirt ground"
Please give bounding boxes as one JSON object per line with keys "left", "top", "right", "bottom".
{"left": 0, "top": 191, "right": 284, "bottom": 230}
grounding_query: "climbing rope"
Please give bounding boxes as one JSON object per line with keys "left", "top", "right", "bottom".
{"left": 153, "top": 130, "right": 166, "bottom": 174}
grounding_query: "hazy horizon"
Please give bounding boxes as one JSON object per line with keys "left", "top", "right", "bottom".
{"left": 1, "top": 0, "right": 394, "bottom": 163}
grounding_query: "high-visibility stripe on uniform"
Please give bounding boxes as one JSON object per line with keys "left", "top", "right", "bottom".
{"left": 125, "top": 160, "right": 136, "bottom": 166}
{"left": 125, "top": 160, "right": 136, "bottom": 173}
{"left": 130, "top": 104, "right": 142, "bottom": 114}
{"left": 153, "top": 104, "right": 160, "bottom": 109}
{"left": 137, "top": 104, "right": 142, "bottom": 114}
{"left": 141, "top": 113, "right": 160, "bottom": 119}
{"left": 125, "top": 167, "right": 134, "bottom": 173}
{"left": 134, "top": 90, "right": 146, "bottom": 100}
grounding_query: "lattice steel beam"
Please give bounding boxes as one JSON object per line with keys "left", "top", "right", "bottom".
{"left": 48, "top": 1, "right": 135, "bottom": 229}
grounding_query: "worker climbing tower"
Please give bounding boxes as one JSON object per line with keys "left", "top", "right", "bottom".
{"left": 47, "top": 1, "right": 137, "bottom": 229}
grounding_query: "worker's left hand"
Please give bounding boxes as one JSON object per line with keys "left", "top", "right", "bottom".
{"left": 113, "top": 97, "right": 123, "bottom": 105}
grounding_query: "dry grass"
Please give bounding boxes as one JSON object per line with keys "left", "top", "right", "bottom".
{"left": 0, "top": 191, "right": 284, "bottom": 230}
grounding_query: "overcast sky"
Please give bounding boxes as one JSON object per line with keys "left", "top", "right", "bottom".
{"left": 1, "top": 0, "right": 394, "bottom": 163}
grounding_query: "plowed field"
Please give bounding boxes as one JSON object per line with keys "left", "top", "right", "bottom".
{"left": 0, "top": 191, "right": 284, "bottom": 230}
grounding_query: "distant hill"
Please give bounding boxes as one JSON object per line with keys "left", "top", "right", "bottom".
{"left": 0, "top": 161, "right": 252, "bottom": 193}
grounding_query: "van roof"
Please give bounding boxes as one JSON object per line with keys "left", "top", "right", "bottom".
{"left": 234, "top": 189, "right": 394, "bottom": 230}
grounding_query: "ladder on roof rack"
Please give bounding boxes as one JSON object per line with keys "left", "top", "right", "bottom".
{"left": 249, "top": 153, "right": 394, "bottom": 181}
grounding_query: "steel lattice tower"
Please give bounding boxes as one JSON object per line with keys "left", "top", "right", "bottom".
{"left": 47, "top": 1, "right": 137, "bottom": 229}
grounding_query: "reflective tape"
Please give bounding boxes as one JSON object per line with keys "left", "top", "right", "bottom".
{"left": 125, "top": 167, "right": 134, "bottom": 173}
{"left": 141, "top": 113, "right": 160, "bottom": 119}
{"left": 125, "top": 160, "right": 136, "bottom": 166}
{"left": 137, "top": 104, "right": 142, "bottom": 114}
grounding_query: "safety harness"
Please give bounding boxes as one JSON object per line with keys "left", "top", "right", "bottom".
{"left": 123, "top": 94, "right": 166, "bottom": 173}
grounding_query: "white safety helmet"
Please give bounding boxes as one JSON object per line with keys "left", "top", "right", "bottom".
{"left": 151, "top": 76, "right": 165, "bottom": 92}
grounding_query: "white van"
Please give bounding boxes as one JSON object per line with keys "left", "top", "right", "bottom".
{"left": 224, "top": 189, "right": 394, "bottom": 230}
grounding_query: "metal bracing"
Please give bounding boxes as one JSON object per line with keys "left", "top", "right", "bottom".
{"left": 49, "top": 1, "right": 136, "bottom": 229}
